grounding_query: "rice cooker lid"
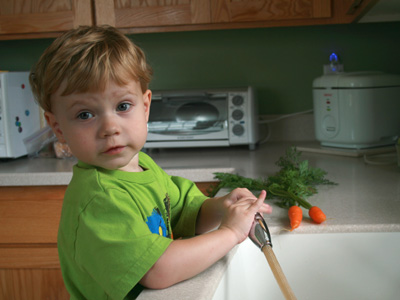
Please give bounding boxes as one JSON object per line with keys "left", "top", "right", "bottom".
{"left": 312, "top": 71, "right": 400, "bottom": 88}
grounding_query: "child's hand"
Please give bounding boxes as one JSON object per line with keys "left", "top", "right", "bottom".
{"left": 195, "top": 188, "right": 271, "bottom": 235}
{"left": 222, "top": 188, "right": 272, "bottom": 215}
{"left": 219, "top": 190, "right": 267, "bottom": 244}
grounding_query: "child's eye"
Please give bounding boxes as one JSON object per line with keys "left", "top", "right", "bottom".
{"left": 117, "top": 103, "right": 131, "bottom": 112}
{"left": 77, "top": 111, "right": 93, "bottom": 120}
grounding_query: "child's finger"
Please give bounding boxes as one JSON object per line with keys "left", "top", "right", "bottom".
{"left": 249, "top": 190, "right": 267, "bottom": 212}
{"left": 231, "top": 197, "right": 257, "bottom": 208}
{"left": 258, "top": 190, "right": 267, "bottom": 200}
{"left": 231, "top": 188, "right": 257, "bottom": 200}
{"left": 255, "top": 190, "right": 272, "bottom": 214}
{"left": 238, "top": 190, "right": 266, "bottom": 204}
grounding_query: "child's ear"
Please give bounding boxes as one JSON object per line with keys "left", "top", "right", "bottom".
{"left": 44, "top": 112, "right": 67, "bottom": 143}
{"left": 143, "top": 89, "right": 152, "bottom": 122}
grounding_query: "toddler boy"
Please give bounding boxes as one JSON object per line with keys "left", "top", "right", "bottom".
{"left": 30, "top": 25, "right": 271, "bottom": 299}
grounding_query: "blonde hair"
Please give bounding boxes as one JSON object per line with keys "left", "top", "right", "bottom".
{"left": 30, "top": 25, "right": 153, "bottom": 112}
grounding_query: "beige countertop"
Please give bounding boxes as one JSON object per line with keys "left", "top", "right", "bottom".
{"left": 140, "top": 140, "right": 399, "bottom": 299}
{"left": 1, "top": 141, "right": 399, "bottom": 299}
{"left": 0, "top": 153, "right": 235, "bottom": 186}
{"left": 142, "top": 142, "right": 400, "bottom": 299}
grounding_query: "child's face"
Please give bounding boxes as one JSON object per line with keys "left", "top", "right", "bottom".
{"left": 45, "top": 80, "right": 151, "bottom": 172}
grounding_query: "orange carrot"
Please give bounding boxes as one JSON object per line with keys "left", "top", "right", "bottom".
{"left": 288, "top": 205, "right": 303, "bottom": 231}
{"left": 308, "top": 206, "right": 326, "bottom": 224}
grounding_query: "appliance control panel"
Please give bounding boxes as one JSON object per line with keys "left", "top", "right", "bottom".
{"left": 228, "top": 92, "right": 249, "bottom": 143}
{"left": 319, "top": 91, "right": 339, "bottom": 138}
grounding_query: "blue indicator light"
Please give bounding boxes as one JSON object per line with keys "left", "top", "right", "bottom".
{"left": 329, "top": 53, "right": 339, "bottom": 72}
{"left": 329, "top": 53, "right": 338, "bottom": 63}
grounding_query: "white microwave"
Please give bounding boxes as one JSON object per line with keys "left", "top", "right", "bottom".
{"left": 145, "top": 87, "right": 260, "bottom": 150}
{"left": 0, "top": 72, "right": 41, "bottom": 158}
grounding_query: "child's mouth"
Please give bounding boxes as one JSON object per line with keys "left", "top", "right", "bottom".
{"left": 103, "top": 146, "right": 125, "bottom": 155}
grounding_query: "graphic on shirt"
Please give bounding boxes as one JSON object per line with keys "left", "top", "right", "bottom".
{"left": 145, "top": 193, "right": 173, "bottom": 239}
{"left": 146, "top": 208, "right": 167, "bottom": 237}
{"left": 163, "top": 194, "right": 173, "bottom": 239}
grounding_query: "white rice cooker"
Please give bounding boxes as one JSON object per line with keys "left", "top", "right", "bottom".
{"left": 313, "top": 71, "right": 400, "bottom": 149}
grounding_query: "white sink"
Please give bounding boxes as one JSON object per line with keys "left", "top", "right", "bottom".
{"left": 212, "top": 232, "right": 400, "bottom": 300}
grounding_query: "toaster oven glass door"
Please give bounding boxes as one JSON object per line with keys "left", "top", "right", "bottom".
{"left": 147, "top": 93, "right": 229, "bottom": 141}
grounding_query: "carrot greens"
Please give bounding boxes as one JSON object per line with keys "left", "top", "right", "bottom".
{"left": 209, "top": 147, "right": 336, "bottom": 210}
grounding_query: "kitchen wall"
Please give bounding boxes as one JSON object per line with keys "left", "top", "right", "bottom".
{"left": 0, "top": 21, "right": 399, "bottom": 115}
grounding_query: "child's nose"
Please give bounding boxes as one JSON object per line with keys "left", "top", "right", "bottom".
{"left": 100, "top": 115, "right": 120, "bottom": 137}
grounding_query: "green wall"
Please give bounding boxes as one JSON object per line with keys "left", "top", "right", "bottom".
{"left": 1, "top": 22, "right": 399, "bottom": 114}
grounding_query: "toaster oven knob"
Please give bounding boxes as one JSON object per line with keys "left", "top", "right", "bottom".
{"left": 232, "top": 109, "right": 244, "bottom": 121}
{"left": 232, "top": 124, "right": 245, "bottom": 136}
{"left": 232, "top": 95, "right": 244, "bottom": 106}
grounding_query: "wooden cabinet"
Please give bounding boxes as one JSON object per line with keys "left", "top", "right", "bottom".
{"left": 0, "top": 185, "right": 69, "bottom": 300}
{"left": 96, "top": 0, "right": 332, "bottom": 32}
{"left": 0, "top": 181, "right": 215, "bottom": 299}
{"left": 1, "top": 0, "right": 378, "bottom": 40}
{"left": 208, "top": 0, "right": 378, "bottom": 28}
{"left": 211, "top": 0, "right": 332, "bottom": 24}
{"left": 102, "top": 0, "right": 377, "bottom": 34}
{"left": 95, "top": 0, "right": 212, "bottom": 32}
{"left": 0, "top": 0, "right": 92, "bottom": 40}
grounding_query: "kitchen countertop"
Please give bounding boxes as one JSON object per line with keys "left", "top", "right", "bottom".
{"left": 0, "top": 153, "right": 236, "bottom": 186}
{"left": 141, "top": 141, "right": 400, "bottom": 299}
{"left": 1, "top": 141, "right": 399, "bottom": 299}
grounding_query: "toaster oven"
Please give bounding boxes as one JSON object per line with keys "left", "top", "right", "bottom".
{"left": 0, "top": 72, "right": 41, "bottom": 158}
{"left": 145, "top": 87, "right": 259, "bottom": 150}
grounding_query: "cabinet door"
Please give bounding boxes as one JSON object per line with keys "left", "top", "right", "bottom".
{"left": 0, "top": 0, "right": 93, "bottom": 39}
{"left": 0, "top": 268, "right": 69, "bottom": 300}
{"left": 0, "top": 186, "right": 65, "bottom": 244}
{"left": 0, "top": 185, "right": 69, "bottom": 300}
{"left": 211, "top": 0, "right": 332, "bottom": 24}
{"left": 95, "top": 0, "right": 211, "bottom": 29}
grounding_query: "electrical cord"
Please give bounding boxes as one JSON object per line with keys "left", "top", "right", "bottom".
{"left": 258, "top": 109, "right": 314, "bottom": 144}
{"left": 258, "top": 109, "right": 314, "bottom": 124}
{"left": 363, "top": 152, "right": 397, "bottom": 165}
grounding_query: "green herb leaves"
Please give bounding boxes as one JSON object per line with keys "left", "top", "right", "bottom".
{"left": 211, "top": 147, "right": 336, "bottom": 209}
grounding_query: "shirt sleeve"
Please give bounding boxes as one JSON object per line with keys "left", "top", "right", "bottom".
{"left": 138, "top": 152, "right": 208, "bottom": 239}
{"left": 74, "top": 188, "right": 172, "bottom": 300}
{"left": 168, "top": 176, "right": 208, "bottom": 238}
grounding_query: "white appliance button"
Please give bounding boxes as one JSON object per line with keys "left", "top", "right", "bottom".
{"left": 322, "top": 115, "right": 338, "bottom": 138}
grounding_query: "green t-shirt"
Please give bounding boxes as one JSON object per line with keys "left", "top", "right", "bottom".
{"left": 57, "top": 152, "right": 207, "bottom": 300}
